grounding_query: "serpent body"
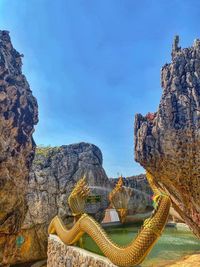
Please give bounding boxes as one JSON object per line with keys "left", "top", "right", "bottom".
{"left": 48, "top": 172, "right": 171, "bottom": 267}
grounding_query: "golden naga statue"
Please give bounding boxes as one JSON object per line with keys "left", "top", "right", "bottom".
{"left": 48, "top": 172, "right": 171, "bottom": 267}
{"left": 109, "top": 176, "right": 132, "bottom": 223}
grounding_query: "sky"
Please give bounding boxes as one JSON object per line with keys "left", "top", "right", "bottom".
{"left": 0, "top": 0, "right": 200, "bottom": 177}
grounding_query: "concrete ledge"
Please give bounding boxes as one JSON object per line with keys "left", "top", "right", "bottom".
{"left": 47, "top": 235, "right": 116, "bottom": 267}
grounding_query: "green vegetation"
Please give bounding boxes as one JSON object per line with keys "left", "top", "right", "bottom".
{"left": 35, "top": 145, "right": 60, "bottom": 157}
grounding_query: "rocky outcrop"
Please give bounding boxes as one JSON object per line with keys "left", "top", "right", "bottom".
{"left": 10, "top": 143, "right": 109, "bottom": 264}
{"left": 0, "top": 30, "right": 38, "bottom": 265}
{"left": 135, "top": 36, "right": 200, "bottom": 238}
{"left": 109, "top": 175, "right": 153, "bottom": 216}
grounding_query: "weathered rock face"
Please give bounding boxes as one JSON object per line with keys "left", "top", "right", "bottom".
{"left": 0, "top": 30, "right": 38, "bottom": 265}
{"left": 135, "top": 36, "right": 200, "bottom": 238}
{"left": 28, "top": 143, "right": 109, "bottom": 223}
{"left": 10, "top": 143, "right": 109, "bottom": 264}
{"left": 109, "top": 175, "right": 153, "bottom": 215}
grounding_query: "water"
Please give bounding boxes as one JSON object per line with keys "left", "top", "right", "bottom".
{"left": 79, "top": 224, "right": 200, "bottom": 266}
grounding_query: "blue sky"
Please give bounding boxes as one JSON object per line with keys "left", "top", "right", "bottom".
{"left": 0, "top": 0, "right": 200, "bottom": 177}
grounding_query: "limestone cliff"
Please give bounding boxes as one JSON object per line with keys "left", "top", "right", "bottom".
{"left": 0, "top": 30, "right": 38, "bottom": 265}
{"left": 8, "top": 143, "right": 109, "bottom": 264}
{"left": 135, "top": 36, "right": 200, "bottom": 238}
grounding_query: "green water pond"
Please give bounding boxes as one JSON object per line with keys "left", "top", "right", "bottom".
{"left": 79, "top": 223, "right": 200, "bottom": 267}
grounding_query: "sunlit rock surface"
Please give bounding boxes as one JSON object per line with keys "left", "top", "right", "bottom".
{"left": 164, "top": 253, "right": 200, "bottom": 267}
{"left": 0, "top": 30, "right": 38, "bottom": 265}
{"left": 135, "top": 36, "right": 200, "bottom": 238}
{"left": 16, "top": 143, "right": 110, "bottom": 263}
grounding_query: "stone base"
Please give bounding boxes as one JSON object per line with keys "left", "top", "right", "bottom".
{"left": 47, "top": 235, "right": 116, "bottom": 267}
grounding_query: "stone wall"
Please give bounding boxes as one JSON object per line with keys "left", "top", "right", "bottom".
{"left": 47, "top": 235, "right": 116, "bottom": 267}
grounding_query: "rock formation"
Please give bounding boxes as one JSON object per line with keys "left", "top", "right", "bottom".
{"left": 135, "top": 36, "right": 200, "bottom": 238}
{"left": 8, "top": 143, "right": 109, "bottom": 264}
{"left": 0, "top": 30, "right": 38, "bottom": 265}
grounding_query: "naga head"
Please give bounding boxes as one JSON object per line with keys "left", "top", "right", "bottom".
{"left": 68, "top": 176, "right": 90, "bottom": 217}
{"left": 109, "top": 176, "right": 132, "bottom": 223}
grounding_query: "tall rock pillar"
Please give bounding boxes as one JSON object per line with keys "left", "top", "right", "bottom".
{"left": 135, "top": 36, "right": 200, "bottom": 238}
{"left": 0, "top": 30, "right": 38, "bottom": 265}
